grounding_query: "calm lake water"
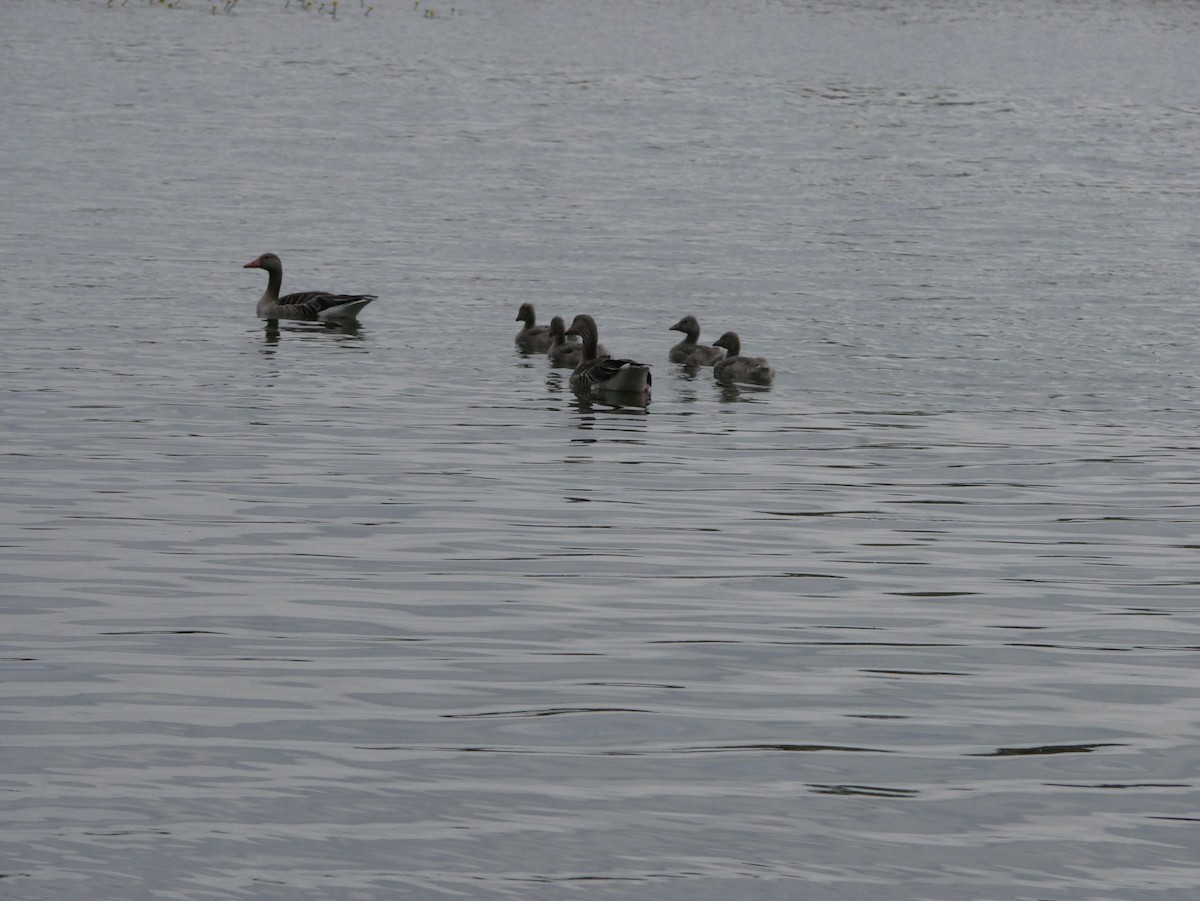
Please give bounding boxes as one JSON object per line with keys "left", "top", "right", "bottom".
{"left": 3, "top": 0, "right": 1199, "bottom": 898}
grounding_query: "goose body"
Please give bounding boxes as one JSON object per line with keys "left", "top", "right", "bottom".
{"left": 243, "top": 253, "right": 376, "bottom": 323}
{"left": 565, "top": 314, "right": 651, "bottom": 397}
{"left": 515, "top": 303, "right": 553, "bottom": 352}
{"left": 668, "top": 314, "right": 726, "bottom": 366}
{"left": 547, "top": 315, "right": 607, "bottom": 368}
{"left": 712, "top": 332, "right": 775, "bottom": 385}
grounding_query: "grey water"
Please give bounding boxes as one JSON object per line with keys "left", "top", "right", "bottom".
{"left": 3, "top": 0, "right": 1199, "bottom": 898}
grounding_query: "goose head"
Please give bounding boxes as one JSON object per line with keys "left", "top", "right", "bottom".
{"left": 565, "top": 314, "right": 601, "bottom": 356}
{"left": 711, "top": 331, "right": 741, "bottom": 357}
{"left": 670, "top": 314, "right": 700, "bottom": 338}
{"left": 243, "top": 252, "right": 282, "bottom": 275}
{"left": 515, "top": 302, "right": 537, "bottom": 326}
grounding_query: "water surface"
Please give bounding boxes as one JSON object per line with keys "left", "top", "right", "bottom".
{"left": 3, "top": 1, "right": 1199, "bottom": 898}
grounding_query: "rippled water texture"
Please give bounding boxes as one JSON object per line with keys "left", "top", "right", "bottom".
{"left": 3, "top": 1, "right": 1200, "bottom": 898}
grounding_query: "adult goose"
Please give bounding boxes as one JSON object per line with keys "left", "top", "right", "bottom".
{"left": 668, "top": 314, "right": 726, "bottom": 366}
{"left": 564, "top": 314, "right": 651, "bottom": 397}
{"left": 515, "top": 303, "right": 553, "bottom": 352}
{"left": 243, "top": 252, "right": 376, "bottom": 323}
{"left": 547, "top": 315, "right": 607, "bottom": 368}
{"left": 712, "top": 332, "right": 775, "bottom": 385}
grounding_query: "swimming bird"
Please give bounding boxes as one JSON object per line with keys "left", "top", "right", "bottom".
{"left": 668, "top": 314, "right": 726, "bottom": 366}
{"left": 547, "top": 315, "right": 607, "bottom": 368}
{"left": 712, "top": 332, "right": 775, "bottom": 385}
{"left": 564, "top": 314, "right": 652, "bottom": 397}
{"left": 243, "top": 252, "right": 376, "bottom": 323}
{"left": 515, "top": 303, "right": 553, "bottom": 352}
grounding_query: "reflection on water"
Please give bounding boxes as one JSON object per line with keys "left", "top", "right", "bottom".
{"left": 263, "top": 319, "right": 366, "bottom": 336}
{"left": 3, "top": 0, "right": 1200, "bottom": 899}
{"left": 570, "top": 392, "right": 653, "bottom": 414}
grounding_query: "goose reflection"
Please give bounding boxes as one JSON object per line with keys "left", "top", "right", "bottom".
{"left": 261, "top": 320, "right": 365, "bottom": 345}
